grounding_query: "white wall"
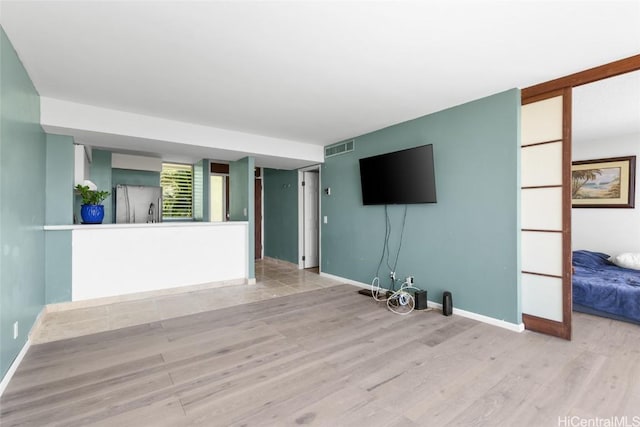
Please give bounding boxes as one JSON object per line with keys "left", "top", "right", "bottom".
{"left": 71, "top": 222, "right": 248, "bottom": 301}
{"left": 572, "top": 132, "right": 640, "bottom": 255}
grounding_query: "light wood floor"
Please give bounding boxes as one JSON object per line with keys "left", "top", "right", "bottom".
{"left": 2, "top": 275, "right": 639, "bottom": 425}
{"left": 32, "top": 259, "right": 341, "bottom": 344}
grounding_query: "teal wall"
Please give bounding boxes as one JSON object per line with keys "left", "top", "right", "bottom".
{"left": 89, "top": 149, "right": 113, "bottom": 223}
{"left": 44, "top": 134, "right": 74, "bottom": 304}
{"left": 193, "top": 159, "right": 209, "bottom": 221}
{"left": 321, "top": 89, "right": 521, "bottom": 324}
{"left": 112, "top": 168, "right": 160, "bottom": 187}
{"left": 45, "top": 231, "right": 72, "bottom": 303}
{"left": 263, "top": 168, "right": 298, "bottom": 264}
{"left": 202, "top": 160, "right": 210, "bottom": 222}
{"left": 230, "top": 157, "right": 255, "bottom": 278}
{"left": 0, "top": 27, "right": 47, "bottom": 379}
{"left": 45, "top": 134, "right": 74, "bottom": 224}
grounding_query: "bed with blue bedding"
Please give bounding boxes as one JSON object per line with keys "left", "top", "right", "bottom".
{"left": 572, "top": 250, "right": 640, "bottom": 325}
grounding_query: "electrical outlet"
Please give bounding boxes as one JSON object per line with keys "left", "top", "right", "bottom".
{"left": 13, "top": 321, "right": 19, "bottom": 340}
{"left": 390, "top": 271, "right": 396, "bottom": 280}
{"left": 407, "top": 276, "right": 414, "bottom": 284}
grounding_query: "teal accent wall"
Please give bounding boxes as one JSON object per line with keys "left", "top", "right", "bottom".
{"left": 89, "top": 149, "right": 113, "bottom": 223}
{"left": 112, "top": 168, "right": 160, "bottom": 187}
{"left": 230, "top": 157, "right": 255, "bottom": 278}
{"left": 263, "top": 168, "right": 298, "bottom": 264}
{"left": 193, "top": 160, "right": 210, "bottom": 221}
{"left": 202, "top": 160, "right": 210, "bottom": 221}
{"left": 0, "top": 27, "right": 47, "bottom": 379}
{"left": 44, "top": 133, "right": 74, "bottom": 304}
{"left": 45, "top": 134, "right": 74, "bottom": 225}
{"left": 45, "top": 231, "right": 72, "bottom": 303}
{"left": 321, "top": 89, "right": 521, "bottom": 324}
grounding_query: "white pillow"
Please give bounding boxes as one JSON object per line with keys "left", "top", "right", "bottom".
{"left": 609, "top": 253, "right": 640, "bottom": 271}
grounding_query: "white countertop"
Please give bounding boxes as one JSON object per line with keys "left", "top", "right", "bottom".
{"left": 44, "top": 221, "right": 248, "bottom": 231}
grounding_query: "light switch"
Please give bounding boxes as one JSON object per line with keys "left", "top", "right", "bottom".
{"left": 323, "top": 216, "right": 328, "bottom": 224}
{"left": 243, "top": 208, "right": 247, "bottom": 217}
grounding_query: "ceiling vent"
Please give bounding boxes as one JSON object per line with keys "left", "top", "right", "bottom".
{"left": 325, "top": 140, "right": 355, "bottom": 158}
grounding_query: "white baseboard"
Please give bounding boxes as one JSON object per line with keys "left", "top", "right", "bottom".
{"left": 0, "top": 307, "right": 48, "bottom": 396}
{"left": 0, "top": 338, "right": 31, "bottom": 397}
{"left": 320, "top": 272, "right": 373, "bottom": 289}
{"left": 425, "top": 300, "right": 525, "bottom": 333}
{"left": 320, "top": 272, "right": 524, "bottom": 333}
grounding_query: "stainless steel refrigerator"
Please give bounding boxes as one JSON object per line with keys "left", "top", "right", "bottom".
{"left": 115, "top": 184, "right": 162, "bottom": 223}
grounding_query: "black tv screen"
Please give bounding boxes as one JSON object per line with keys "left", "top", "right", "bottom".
{"left": 359, "top": 144, "right": 437, "bottom": 205}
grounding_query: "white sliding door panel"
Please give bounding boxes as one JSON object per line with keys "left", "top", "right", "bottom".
{"left": 520, "top": 91, "right": 569, "bottom": 338}
{"left": 522, "top": 274, "right": 563, "bottom": 322}
{"left": 521, "top": 142, "right": 563, "bottom": 187}
{"left": 521, "top": 232, "right": 563, "bottom": 276}
{"left": 521, "top": 188, "right": 562, "bottom": 230}
{"left": 521, "top": 96, "right": 563, "bottom": 145}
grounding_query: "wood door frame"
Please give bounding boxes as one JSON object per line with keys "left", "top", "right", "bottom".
{"left": 297, "top": 165, "right": 321, "bottom": 270}
{"left": 521, "top": 54, "right": 640, "bottom": 339}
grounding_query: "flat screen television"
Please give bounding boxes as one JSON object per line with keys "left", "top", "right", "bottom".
{"left": 359, "top": 144, "right": 437, "bottom": 205}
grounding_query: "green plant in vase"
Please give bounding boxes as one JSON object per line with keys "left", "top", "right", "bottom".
{"left": 75, "top": 182, "right": 110, "bottom": 224}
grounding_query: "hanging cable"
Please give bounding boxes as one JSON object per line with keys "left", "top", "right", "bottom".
{"left": 371, "top": 205, "right": 410, "bottom": 307}
{"left": 391, "top": 205, "right": 408, "bottom": 274}
{"left": 375, "top": 205, "right": 390, "bottom": 279}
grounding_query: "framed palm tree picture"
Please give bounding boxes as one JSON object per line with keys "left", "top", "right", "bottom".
{"left": 572, "top": 156, "right": 636, "bottom": 208}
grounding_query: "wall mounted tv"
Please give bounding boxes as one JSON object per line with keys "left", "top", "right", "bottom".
{"left": 359, "top": 144, "right": 437, "bottom": 205}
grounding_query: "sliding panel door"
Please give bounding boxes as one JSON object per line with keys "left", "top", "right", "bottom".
{"left": 521, "top": 90, "right": 572, "bottom": 339}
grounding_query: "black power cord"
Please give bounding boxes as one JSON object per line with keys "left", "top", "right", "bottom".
{"left": 376, "top": 204, "right": 408, "bottom": 292}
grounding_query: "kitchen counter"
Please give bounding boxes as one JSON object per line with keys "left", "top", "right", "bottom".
{"left": 44, "top": 221, "right": 250, "bottom": 302}
{"left": 44, "top": 221, "right": 243, "bottom": 231}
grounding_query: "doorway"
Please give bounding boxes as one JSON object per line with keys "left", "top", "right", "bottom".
{"left": 570, "top": 70, "right": 640, "bottom": 324}
{"left": 520, "top": 54, "right": 640, "bottom": 339}
{"left": 299, "top": 166, "right": 320, "bottom": 269}
{"left": 209, "top": 162, "right": 263, "bottom": 260}
{"left": 209, "top": 174, "right": 228, "bottom": 222}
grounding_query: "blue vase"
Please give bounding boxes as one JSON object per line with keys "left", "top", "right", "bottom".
{"left": 80, "top": 204, "right": 105, "bottom": 224}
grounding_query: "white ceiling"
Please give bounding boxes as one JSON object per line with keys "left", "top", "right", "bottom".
{"left": 573, "top": 70, "right": 640, "bottom": 144}
{"left": 1, "top": 1, "right": 639, "bottom": 167}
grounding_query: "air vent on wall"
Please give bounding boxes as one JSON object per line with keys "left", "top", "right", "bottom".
{"left": 325, "top": 140, "right": 355, "bottom": 158}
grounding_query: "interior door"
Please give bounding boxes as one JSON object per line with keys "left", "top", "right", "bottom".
{"left": 303, "top": 171, "right": 319, "bottom": 268}
{"left": 520, "top": 89, "right": 572, "bottom": 339}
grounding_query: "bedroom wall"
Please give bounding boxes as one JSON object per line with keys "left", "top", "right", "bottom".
{"left": 321, "top": 89, "right": 521, "bottom": 325}
{"left": 572, "top": 132, "right": 640, "bottom": 255}
{"left": 0, "top": 27, "right": 47, "bottom": 380}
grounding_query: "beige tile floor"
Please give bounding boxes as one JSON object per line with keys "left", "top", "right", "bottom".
{"left": 32, "top": 258, "right": 341, "bottom": 344}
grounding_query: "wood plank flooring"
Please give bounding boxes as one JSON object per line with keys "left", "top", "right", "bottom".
{"left": 1, "top": 284, "right": 639, "bottom": 426}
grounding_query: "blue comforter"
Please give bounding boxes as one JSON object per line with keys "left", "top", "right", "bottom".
{"left": 572, "top": 250, "right": 640, "bottom": 322}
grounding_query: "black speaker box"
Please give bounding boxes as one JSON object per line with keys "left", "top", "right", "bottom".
{"left": 414, "top": 290, "right": 428, "bottom": 310}
{"left": 442, "top": 291, "right": 453, "bottom": 316}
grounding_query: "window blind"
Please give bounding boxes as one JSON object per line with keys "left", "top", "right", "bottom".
{"left": 161, "top": 163, "right": 193, "bottom": 218}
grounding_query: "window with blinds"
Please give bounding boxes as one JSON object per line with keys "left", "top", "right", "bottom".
{"left": 161, "top": 163, "right": 193, "bottom": 219}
